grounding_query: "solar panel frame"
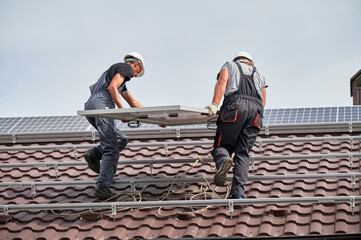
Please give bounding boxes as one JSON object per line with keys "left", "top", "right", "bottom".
{"left": 77, "top": 105, "right": 212, "bottom": 126}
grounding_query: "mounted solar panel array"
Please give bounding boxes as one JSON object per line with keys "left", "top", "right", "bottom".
{"left": 264, "top": 106, "right": 361, "bottom": 125}
{"left": 0, "top": 116, "right": 91, "bottom": 134}
{"left": 1, "top": 106, "right": 361, "bottom": 134}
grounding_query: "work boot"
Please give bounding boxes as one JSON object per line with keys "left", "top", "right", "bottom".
{"left": 214, "top": 157, "right": 233, "bottom": 186}
{"left": 93, "top": 185, "right": 117, "bottom": 200}
{"left": 230, "top": 195, "right": 244, "bottom": 199}
{"left": 84, "top": 147, "right": 101, "bottom": 173}
{"left": 230, "top": 195, "right": 244, "bottom": 209}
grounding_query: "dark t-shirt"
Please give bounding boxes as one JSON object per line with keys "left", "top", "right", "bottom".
{"left": 106, "top": 62, "right": 133, "bottom": 92}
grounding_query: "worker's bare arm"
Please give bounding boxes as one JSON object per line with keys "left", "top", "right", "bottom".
{"left": 262, "top": 87, "right": 266, "bottom": 107}
{"left": 108, "top": 73, "right": 125, "bottom": 108}
{"left": 212, "top": 69, "right": 229, "bottom": 105}
{"left": 120, "top": 90, "right": 143, "bottom": 108}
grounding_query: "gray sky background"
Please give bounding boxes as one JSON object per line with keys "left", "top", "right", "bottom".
{"left": 0, "top": 0, "right": 360, "bottom": 117}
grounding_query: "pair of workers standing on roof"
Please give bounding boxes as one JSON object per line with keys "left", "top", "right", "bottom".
{"left": 83, "top": 51, "right": 267, "bottom": 201}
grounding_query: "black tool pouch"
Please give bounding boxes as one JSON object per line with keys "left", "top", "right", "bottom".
{"left": 220, "top": 104, "right": 238, "bottom": 123}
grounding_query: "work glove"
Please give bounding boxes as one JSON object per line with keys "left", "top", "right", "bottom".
{"left": 204, "top": 103, "right": 218, "bottom": 116}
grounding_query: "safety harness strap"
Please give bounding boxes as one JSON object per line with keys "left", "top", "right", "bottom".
{"left": 234, "top": 61, "right": 262, "bottom": 105}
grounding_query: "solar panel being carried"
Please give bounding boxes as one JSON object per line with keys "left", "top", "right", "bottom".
{"left": 77, "top": 105, "right": 213, "bottom": 126}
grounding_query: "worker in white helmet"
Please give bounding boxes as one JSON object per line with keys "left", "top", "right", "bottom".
{"left": 205, "top": 51, "right": 268, "bottom": 199}
{"left": 83, "top": 52, "right": 145, "bottom": 200}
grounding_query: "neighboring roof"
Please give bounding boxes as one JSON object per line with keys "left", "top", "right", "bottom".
{"left": 0, "top": 113, "right": 361, "bottom": 239}
{"left": 350, "top": 69, "right": 361, "bottom": 97}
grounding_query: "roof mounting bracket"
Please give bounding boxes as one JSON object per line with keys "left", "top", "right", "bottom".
{"left": 130, "top": 180, "right": 136, "bottom": 193}
{"left": 176, "top": 128, "right": 181, "bottom": 140}
{"left": 149, "top": 161, "right": 154, "bottom": 176}
{"left": 111, "top": 203, "right": 117, "bottom": 222}
{"left": 258, "top": 140, "right": 263, "bottom": 153}
{"left": 349, "top": 123, "right": 353, "bottom": 133}
{"left": 228, "top": 200, "right": 234, "bottom": 219}
{"left": 12, "top": 134, "right": 16, "bottom": 144}
{"left": 349, "top": 138, "right": 354, "bottom": 151}
{"left": 351, "top": 174, "right": 356, "bottom": 191}
{"left": 251, "top": 157, "right": 255, "bottom": 173}
{"left": 164, "top": 143, "right": 168, "bottom": 157}
{"left": 54, "top": 163, "right": 59, "bottom": 178}
{"left": 91, "top": 131, "right": 96, "bottom": 142}
{"left": 31, "top": 183, "right": 36, "bottom": 199}
{"left": 350, "top": 196, "right": 355, "bottom": 215}
{"left": 72, "top": 146, "right": 78, "bottom": 159}
{"left": 3, "top": 205, "right": 9, "bottom": 215}
{"left": 349, "top": 154, "right": 353, "bottom": 169}
{"left": 265, "top": 125, "right": 270, "bottom": 136}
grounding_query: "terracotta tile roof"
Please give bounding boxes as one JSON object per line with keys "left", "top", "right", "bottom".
{"left": 0, "top": 124, "right": 361, "bottom": 239}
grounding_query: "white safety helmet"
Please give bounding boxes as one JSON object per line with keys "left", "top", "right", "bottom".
{"left": 233, "top": 51, "right": 253, "bottom": 63}
{"left": 124, "top": 52, "right": 145, "bottom": 77}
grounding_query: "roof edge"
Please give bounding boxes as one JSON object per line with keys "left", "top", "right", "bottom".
{"left": 169, "top": 233, "right": 361, "bottom": 240}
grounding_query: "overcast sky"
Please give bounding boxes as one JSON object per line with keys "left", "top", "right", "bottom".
{"left": 0, "top": 0, "right": 360, "bottom": 117}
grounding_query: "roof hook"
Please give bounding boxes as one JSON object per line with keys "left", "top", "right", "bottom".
{"left": 54, "top": 163, "right": 59, "bottom": 178}
{"left": 350, "top": 196, "right": 355, "bottom": 216}
{"left": 149, "top": 161, "right": 154, "bottom": 176}
{"left": 351, "top": 175, "right": 356, "bottom": 191}
{"left": 130, "top": 180, "right": 136, "bottom": 193}
{"left": 265, "top": 125, "right": 270, "bottom": 136}
{"left": 111, "top": 203, "right": 117, "bottom": 222}
{"left": 258, "top": 140, "right": 263, "bottom": 153}
{"left": 164, "top": 143, "right": 168, "bottom": 157}
{"left": 349, "top": 154, "right": 353, "bottom": 169}
{"left": 349, "top": 123, "right": 353, "bottom": 133}
{"left": 3, "top": 205, "right": 9, "bottom": 215}
{"left": 72, "top": 146, "right": 78, "bottom": 159}
{"left": 349, "top": 137, "right": 353, "bottom": 151}
{"left": 12, "top": 134, "right": 16, "bottom": 144}
{"left": 228, "top": 200, "right": 234, "bottom": 220}
{"left": 176, "top": 128, "right": 181, "bottom": 140}
{"left": 31, "top": 183, "right": 36, "bottom": 199}
{"left": 91, "top": 131, "right": 96, "bottom": 143}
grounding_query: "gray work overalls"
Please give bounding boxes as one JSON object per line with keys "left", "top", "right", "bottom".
{"left": 84, "top": 72, "right": 128, "bottom": 189}
{"left": 211, "top": 61, "right": 263, "bottom": 197}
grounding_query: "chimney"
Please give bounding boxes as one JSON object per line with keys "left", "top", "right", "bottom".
{"left": 350, "top": 69, "right": 361, "bottom": 105}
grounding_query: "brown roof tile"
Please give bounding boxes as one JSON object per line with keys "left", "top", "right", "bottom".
{"left": 1, "top": 128, "right": 361, "bottom": 239}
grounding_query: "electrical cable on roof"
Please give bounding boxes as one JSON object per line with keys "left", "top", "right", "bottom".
{"left": 49, "top": 156, "right": 230, "bottom": 218}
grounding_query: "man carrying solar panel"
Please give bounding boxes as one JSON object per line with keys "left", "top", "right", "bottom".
{"left": 205, "top": 51, "right": 267, "bottom": 199}
{"left": 83, "top": 52, "right": 145, "bottom": 200}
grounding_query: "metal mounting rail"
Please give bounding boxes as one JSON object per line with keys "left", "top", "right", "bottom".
{"left": 0, "top": 127, "right": 215, "bottom": 144}
{"left": 0, "top": 141, "right": 211, "bottom": 152}
{"left": 1, "top": 172, "right": 360, "bottom": 189}
{"left": 1, "top": 135, "right": 360, "bottom": 152}
{"left": 1, "top": 196, "right": 360, "bottom": 214}
{"left": 1, "top": 122, "right": 361, "bottom": 144}
{"left": 1, "top": 152, "right": 360, "bottom": 169}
